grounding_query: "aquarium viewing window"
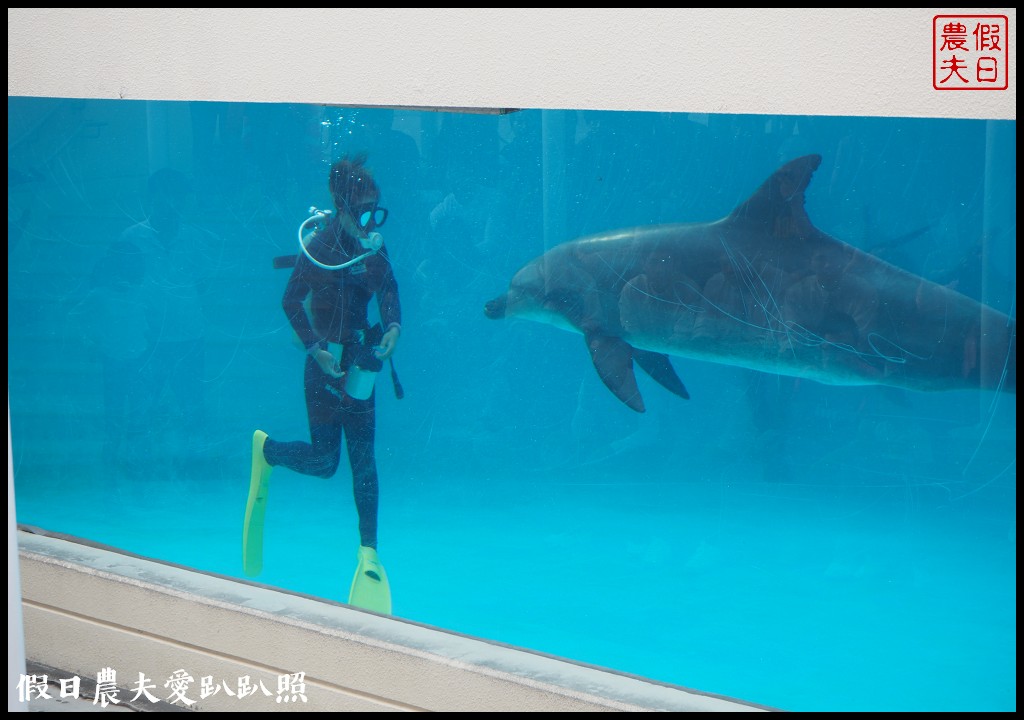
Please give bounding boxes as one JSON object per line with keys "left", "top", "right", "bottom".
{"left": 8, "top": 92, "right": 1016, "bottom": 712}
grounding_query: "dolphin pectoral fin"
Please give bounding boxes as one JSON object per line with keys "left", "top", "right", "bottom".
{"left": 585, "top": 333, "right": 645, "bottom": 412}
{"left": 632, "top": 349, "right": 690, "bottom": 400}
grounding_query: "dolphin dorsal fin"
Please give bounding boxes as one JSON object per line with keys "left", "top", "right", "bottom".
{"left": 728, "top": 154, "right": 822, "bottom": 240}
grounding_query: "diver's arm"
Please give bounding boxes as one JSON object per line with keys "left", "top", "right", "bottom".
{"left": 374, "top": 246, "right": 402, "bottom": 360}
{"left": 282, "top": 259, "right": 343, "bottom": 377}
{"left": 281, "top": 258, "right": 320, "bottom": 352}
{"left": 376, "top": 325, "right": 400, "bottom": 360}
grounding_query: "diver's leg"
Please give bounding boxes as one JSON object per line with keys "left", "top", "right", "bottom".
{"left": 341, "top": 391, "right": 391, "bottom": 613}
{"left": 262, "top": 356, "right": 343, "bottom": 478}
{"left": 342, "top": 393, "right": 379, "bottom": 549}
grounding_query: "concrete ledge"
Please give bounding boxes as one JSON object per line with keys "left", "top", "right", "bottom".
{"left": 17, "top": 528, "right": 769, "bottom": 712}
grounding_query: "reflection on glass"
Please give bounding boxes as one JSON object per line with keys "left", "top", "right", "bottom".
{"left": 8, "top": 97, "right": 1016, "bottom": 712}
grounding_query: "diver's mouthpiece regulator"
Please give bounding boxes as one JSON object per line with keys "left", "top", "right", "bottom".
{"left": 298, "top": 208, "right": 384, "bottom": 271}
{"left": 360, "top": 231, "right": 383, "bottom": 253}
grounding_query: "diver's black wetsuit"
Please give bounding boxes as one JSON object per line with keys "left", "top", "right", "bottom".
{"left": 262, "top": 217, "right": 401, "bottom": 549}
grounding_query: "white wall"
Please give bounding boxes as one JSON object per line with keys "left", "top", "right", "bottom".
{"left": 7, "top": 9, "right": 1015, "bottom": 119}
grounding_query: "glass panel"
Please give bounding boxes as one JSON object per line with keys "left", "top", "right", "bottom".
{"left": 8, "top": 96, "right": 1015, "bottom": 712}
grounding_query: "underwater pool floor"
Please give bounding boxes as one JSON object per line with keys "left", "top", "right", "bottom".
{"left": 14, "top": 451, "right": 1016, "bottom": 712}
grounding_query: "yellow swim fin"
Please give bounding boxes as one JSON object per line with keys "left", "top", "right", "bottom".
{"left": 348, "top": 546, "right": 392, "bottom": 615}
{"left": 242, "top": 430, "right": 272, "bottom": 576}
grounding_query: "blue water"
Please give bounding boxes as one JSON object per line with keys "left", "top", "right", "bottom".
{"left": 8, "top": 97, "right": 1016, "bottom": 712}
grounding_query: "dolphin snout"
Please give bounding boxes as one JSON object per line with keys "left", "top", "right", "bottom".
{"left": 484, "top": 295, "right": 507, "bottom": 319}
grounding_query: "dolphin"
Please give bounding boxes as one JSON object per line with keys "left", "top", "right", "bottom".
{"left": 484, "top": 154, "right": 1016, "bottom": 412}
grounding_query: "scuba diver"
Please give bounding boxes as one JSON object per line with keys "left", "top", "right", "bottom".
{"left": 244, "top": 153, "right": 402, "bottom": 614}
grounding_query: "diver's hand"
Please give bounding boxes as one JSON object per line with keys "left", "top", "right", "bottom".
{"left": 312, "top": 348, "right": 343, "bottom": 378}
{"left": 375, "top": 326, "right": 400, "bottom": 361}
